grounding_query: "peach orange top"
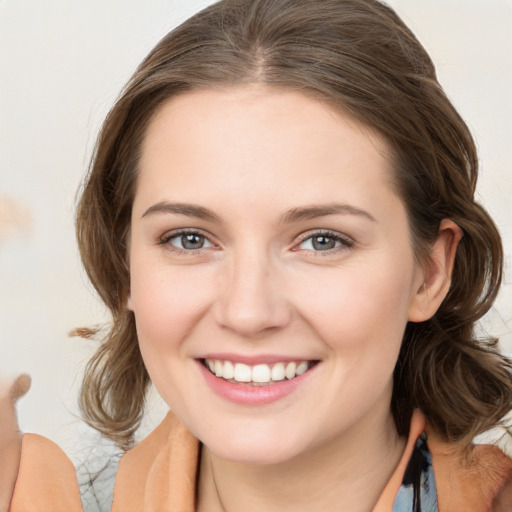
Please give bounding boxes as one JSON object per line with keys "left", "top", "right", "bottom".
{"left": 8, "top": 410, "right": 512, "bottom": 512}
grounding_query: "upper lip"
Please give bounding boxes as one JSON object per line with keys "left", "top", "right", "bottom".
{"left": 198, "top": 353, "right": 319, "bottom": 365}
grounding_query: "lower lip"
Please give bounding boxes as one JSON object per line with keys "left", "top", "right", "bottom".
{"left": 197, "top": 361, "right": 315, "bottom": 406}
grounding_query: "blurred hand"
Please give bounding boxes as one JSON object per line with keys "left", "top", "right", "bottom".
{"left": 0, "top": 374, "right": 31, "bottom": 512}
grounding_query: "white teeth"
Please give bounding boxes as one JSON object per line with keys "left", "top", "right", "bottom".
{"left": 296, "top": 361, "right": 308, "bottom": 376}
{"left": 271, "top": 362, "right": 285, "bottom": 381}
{"left": 234, "top": 363, "right": 252, "bottom": 382}
{"left": 285, "top": 362, "right": 297, "bottom": 380}
{"left": 214, "top": 360, "right": 223, "bottom": 377}
{"left": 204, "top": 359, "right": 313, "bottom": 383}
{"left": 223, "top": 360, "right": 234, "bottom": 379}
{"left": 252, "top": 364, "right": 271, "bottom": 383}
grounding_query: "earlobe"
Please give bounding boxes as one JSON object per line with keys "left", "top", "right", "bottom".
{"left": 408, "top": 219, "right": 463, "bottom": 322}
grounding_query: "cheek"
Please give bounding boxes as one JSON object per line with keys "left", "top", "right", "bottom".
{"left": 292, "top": 259, "right": 414, "bottom": 357}
{"left": 129, "top": 261, "right": 219, "bottom": 409}
{"left": 129, "top": 260, "right": 217, "bottom": 354}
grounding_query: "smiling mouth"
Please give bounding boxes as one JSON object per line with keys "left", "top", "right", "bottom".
{"left": 201, "top": 358, "right": 319, "bottom": 386}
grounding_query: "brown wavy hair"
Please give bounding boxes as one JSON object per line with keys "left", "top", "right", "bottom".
{"left": 75, "top": 0, "right": 512, "bottom": 449}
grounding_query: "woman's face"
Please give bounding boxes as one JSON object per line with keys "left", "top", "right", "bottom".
{"left": 128, "top": 86, "right": 426, "bottom": 464}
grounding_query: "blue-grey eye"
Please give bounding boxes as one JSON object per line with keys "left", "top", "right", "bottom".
{"left": 169, "top": 232, "right": 213, "bottom": 250}
{"left": 299, "top": 234, "right": 345, "bottom": 251}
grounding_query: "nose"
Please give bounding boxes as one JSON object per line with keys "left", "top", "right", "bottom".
{"left": 213, "top": 247, "right": 291, "bottom": 339}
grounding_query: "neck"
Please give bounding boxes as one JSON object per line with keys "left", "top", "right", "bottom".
{"left": 197, "top": 404, "right": 406, "bottom": 512}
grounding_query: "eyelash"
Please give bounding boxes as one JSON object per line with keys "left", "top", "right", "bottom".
{"left": 159, "top": 229, "right": 354, "bottom": 255}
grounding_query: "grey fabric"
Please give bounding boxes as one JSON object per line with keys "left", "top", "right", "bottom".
{"left": 75, "top": 439, "right": 123, "bottom": 512}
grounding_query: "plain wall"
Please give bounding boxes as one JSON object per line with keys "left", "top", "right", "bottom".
{"left": 1, "top": 0, "right": 511, "bottom": 456}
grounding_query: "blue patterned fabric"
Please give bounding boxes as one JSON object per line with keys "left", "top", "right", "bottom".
{"left": 392, "top": 434, "right": 438, "bottom": 512}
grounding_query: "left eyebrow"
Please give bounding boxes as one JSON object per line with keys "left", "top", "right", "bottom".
{"left": 280, "top": 203, "right": 376, "bottom": 224}
{"left": 141, "top": 202, "right": 221, "bottom": 222}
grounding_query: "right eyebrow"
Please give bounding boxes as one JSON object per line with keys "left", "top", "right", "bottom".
{"left": 280, "top": 203, "right": 376, "bottom": 224}
{"left": 141, "top": 202, "right": 221, "bottom": 223}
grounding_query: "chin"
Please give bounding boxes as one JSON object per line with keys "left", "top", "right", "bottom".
{"left": 198, "top": 423, "right": 309, "bottom": 465}
{"left": 208, "top": 438, "right": 303, "bottom": 466}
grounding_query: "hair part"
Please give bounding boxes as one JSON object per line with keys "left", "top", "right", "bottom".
{"left": 75, "top": 0, "right": 511, "bottom": 448}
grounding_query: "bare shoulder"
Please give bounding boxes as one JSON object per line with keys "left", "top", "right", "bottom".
{"left": 492, "top": 448, "right": 512, "bottom": 512}
{"left": 0, "top": 374, "right": 31, "bottom": 512}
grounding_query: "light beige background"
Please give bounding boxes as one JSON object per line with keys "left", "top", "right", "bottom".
{"left": 1, "top": 0, "right": 511, "bottom": 457}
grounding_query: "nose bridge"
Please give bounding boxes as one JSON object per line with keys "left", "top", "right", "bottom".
{"left": 215, "top": 240, "right": 289, "bottom": 337}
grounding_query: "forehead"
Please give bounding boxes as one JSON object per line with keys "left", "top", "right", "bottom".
{"left": 134, "top": 86, "right": 399, "bottom": 220}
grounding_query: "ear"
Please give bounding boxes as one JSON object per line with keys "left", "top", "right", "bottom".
{"left": 408, "top": 219, "right": 463, "bottom": 322}
{"left": 126, "top": 294, "right": 133, "bottom": 311}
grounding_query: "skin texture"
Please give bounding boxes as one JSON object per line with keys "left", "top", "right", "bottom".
{"left": 127, "top": 86, "right": 460, "bottom": 512}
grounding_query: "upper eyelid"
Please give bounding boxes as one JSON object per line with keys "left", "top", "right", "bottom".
{"left": 160, "top": 228, "right": 213, "bottom": 242}
{"left": 295, "top": 229, "right": 354, "bottom": 243}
